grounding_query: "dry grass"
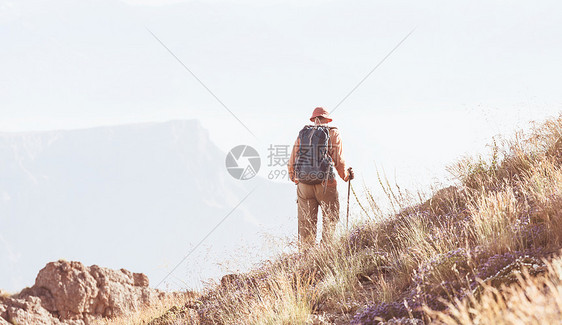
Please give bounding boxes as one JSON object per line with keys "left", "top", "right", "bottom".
{"left": 468, "top": 187, "right": 525, "bottom": 254}
{"left": 209, "top": 271, "right": 316, "bottom": 324}
{"left": 105, "top": 114, "right": 562, "bottom": 324}
{"left": 0, "top": 290, "right": 10, "bottom": 299}
{"left": 425, "top": 255, "right": 562, "bottom": 324}
{"left": 94, "top": 293, "right": 195, "bottom": 325}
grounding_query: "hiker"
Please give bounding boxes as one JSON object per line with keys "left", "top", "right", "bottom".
{"left": 288, "top": 107, "right": 354, "bottom": 247}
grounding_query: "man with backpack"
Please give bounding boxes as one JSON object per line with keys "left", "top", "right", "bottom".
{"left": 288, "top": 107, "right": 354, "bottom": 247}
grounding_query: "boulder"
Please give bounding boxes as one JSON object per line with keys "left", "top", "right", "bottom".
{"left": 0, "top": 260, "right": 167, "bottom": 324}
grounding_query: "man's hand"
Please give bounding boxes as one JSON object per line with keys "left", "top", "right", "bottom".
{"left": 347, "top": 167, "right": 354, "bottom": 181}
{"left": 289, "top": 174, "right": 299, "bottom": 185}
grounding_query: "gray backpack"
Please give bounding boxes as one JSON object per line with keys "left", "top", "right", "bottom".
{"left": 294, "top": 125, "right": 335, "bottom": 185}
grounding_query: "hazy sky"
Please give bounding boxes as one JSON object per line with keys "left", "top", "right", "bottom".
{"left": 2, "top": 0, "right": 562, "bottom": 191}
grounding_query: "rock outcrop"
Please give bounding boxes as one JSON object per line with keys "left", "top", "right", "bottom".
{"left": 0, "top": 260, "right": 167, "bottom": 324}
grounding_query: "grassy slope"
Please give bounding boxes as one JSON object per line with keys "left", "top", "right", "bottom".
{"left": 114, "top": 115, "right": 562, "bottom": 325}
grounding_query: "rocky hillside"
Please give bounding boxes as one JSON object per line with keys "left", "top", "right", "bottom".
{"left": 0, "top": 260, "right": 182, "bottom": 325}
{"left": 134, "top": 115, "right": 562, "bottom": 325}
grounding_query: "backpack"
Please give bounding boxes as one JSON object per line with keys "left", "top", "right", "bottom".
{"left": 294, "top": 125, "right": 335, "bottom": 185}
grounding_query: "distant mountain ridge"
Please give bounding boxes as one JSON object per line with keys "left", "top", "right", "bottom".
{"left": 0, "top": 120, "right": 294, "bottom": 293}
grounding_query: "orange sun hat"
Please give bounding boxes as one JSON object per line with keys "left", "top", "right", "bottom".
{"left": 309, "top": 107, "right": 333, "bottom": 123}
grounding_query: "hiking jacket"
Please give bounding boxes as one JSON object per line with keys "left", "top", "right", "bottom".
{"left": 288, "top": 126, "right": 349, "bottom": 187}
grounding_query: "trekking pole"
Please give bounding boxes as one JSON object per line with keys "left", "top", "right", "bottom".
{"left": 346, "top": 168, "right": 352, "bottom": 230}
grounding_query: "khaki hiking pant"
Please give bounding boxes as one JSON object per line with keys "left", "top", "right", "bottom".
{"left": 297, "top": 183, "right": 340, "bottom": 247}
